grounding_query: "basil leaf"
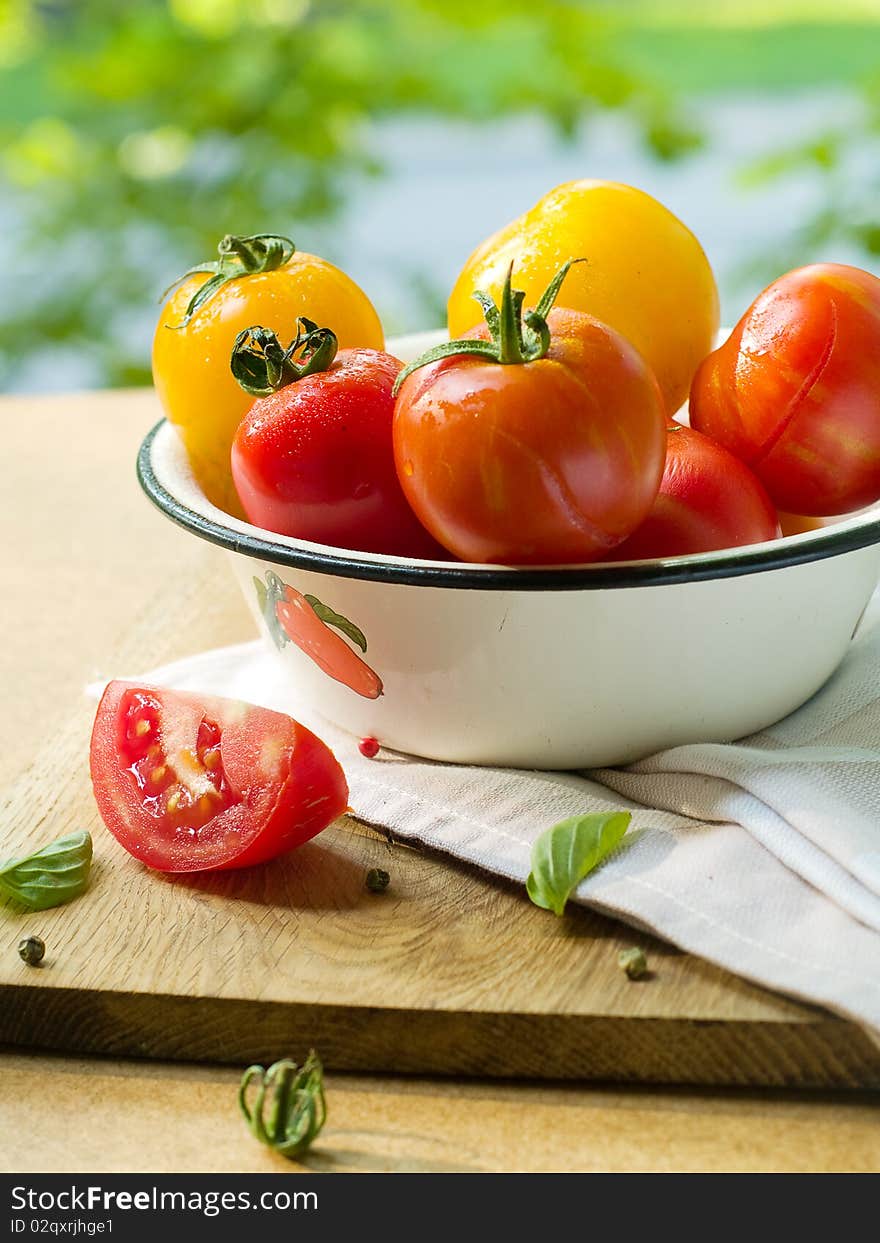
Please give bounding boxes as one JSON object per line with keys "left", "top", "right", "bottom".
{"left": 526, "top": 812, "right": 631, "bottom": 917}
{"left": 0, "top": 830, "right": 93, "bottom": 912}
{"left": 304, "top": 595, "right": 367, "bottom": 652}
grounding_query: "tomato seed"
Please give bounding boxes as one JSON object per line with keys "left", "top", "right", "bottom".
{"left": 122, "top": 696, "right": 234, "bottom": 829}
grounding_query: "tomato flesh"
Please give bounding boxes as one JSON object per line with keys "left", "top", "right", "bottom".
{"left": 122, "top": 691, "right": 237, "bottom": 833}
{"left": 91, "top": 682, "right": 349, "bottom": 872}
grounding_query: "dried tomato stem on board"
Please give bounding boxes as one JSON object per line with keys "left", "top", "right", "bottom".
{"left": 239, "top": 1052, "right": 327, "bottom": 1160}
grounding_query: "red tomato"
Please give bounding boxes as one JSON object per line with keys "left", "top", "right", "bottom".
{"left": 231, "top": 332, "right": 446, "bottom": 558}
{"left": 690, "top": 263, "right": 880, "bottom": 515}
{"left": 606, "top": 423, "right": 781, "bottom": 560}
{"left": 275, "top": 586, "right": 384, "bottom": 700}
{"left": 90, "top": 682, "right": 348, "bottom": 872}
{"left": 393, "top": 270, "right": 666, "bottom": 564}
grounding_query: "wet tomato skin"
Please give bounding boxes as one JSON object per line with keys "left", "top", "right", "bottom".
{"left": 231, "top": 349, "right": 446, "bottom": 559}
{"left": 90, "top": 681, "right": 348, "bottom": 872}
{"left": 393, "top": 307, "right": 667, "bottom": 565}
{"left": 690, "top": 263, "right": 880, "bottom": 515}
{"left": 606, "top": 423, "right": 781, "bottom": 560}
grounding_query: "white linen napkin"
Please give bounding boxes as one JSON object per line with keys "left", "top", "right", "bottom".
{"left": 98, "top": 590, "right": 880, "bottom": 1033}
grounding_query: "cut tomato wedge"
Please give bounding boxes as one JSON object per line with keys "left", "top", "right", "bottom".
{"left": 90, "top": 681, "right": 349, "bottom": 872}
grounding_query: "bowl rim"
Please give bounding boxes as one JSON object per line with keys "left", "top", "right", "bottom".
{"left": 138, "top": 418, "right": 880, "bottom": 592}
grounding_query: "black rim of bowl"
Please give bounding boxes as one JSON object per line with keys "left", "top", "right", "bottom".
{"left": 138, "top": 419, "right": 880, "bottom": 592}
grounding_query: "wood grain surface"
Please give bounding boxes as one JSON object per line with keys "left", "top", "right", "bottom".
{"left": 2, "top": 1050, "right": 879, "bottom": 1174}
{"left": 1, "top": 391, "right": 879, "bottom": 1091}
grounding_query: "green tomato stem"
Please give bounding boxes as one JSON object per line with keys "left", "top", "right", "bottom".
{"left": 163, "top": 232, "right": 296, "bottom": 328}
{"left": 218, "top": 233, "right": 293, "bottom": 273}
{"left": 497, "top": 264, "right": 525, "bottom": 364}
{"left": 391, "top": 256, "right": 586, "bottom": 396}
{"left": 230, "top": 318, "right": 338, "bottom": 397}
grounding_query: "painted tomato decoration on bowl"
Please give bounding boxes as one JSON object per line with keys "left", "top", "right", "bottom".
{"left": 152, "top": 232, "right": 384, "bottom": 517}
{"left": 690, "top": 263, "right": 880, "bottom": 516}
{"left": 90, "top": 681, "right": 349, "bottom": 872}
{"left": 230, "top": 319, "right": 446, "bottom": 559}
{"left": 255, "top": 571, "right": 384, "bottom": 700}
{"left": 606, "top": 423, "right": 781, "bottom": 561}
{"left": 393, "top": 261, "right": 667, "bottom": 564}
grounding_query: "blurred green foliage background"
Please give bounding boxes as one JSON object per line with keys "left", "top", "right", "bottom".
{"left": 1, "top": 0, "right": 879, "bottom": 391}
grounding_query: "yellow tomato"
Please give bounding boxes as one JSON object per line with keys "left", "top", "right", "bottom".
{"left": 152, "top": 235, "right": 384, "bottom": 517}
{"left": 448, "top": 181, "right": 719, "bottom": 416}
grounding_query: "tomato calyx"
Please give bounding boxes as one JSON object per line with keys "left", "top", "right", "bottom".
{"left": 230, "top": 318, "right": 339, "bottom": 396}
{"left": 392, "top": 257, "right": 586, "bottom": 395}
{"left": 162, "top": 232, "right": 296, "bottom": 328}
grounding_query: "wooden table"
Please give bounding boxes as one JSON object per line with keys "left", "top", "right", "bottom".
{"left": 1, "top": 389, "right": 878, "bottom": 1173}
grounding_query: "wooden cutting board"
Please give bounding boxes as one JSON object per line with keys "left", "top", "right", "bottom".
{"left": 1, "top": 390, "right": 878, "bottom": 1089}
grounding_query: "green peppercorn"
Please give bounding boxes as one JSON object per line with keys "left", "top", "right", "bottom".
{"left": 618, "top": 946, "right": 648, "bottom": 980}
{"left": 18, "top": 936, "right": 45, "bottom": 966}
{"left": 365, "top": 868, "right": 390, "bottom": 894}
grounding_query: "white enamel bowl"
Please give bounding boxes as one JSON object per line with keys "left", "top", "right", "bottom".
{"left": 139, "top": 332, "right": 880, "bottom": 770}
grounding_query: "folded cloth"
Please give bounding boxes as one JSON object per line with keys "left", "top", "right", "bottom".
{"left": 95, "top": 592, "right": 880, "bottom": 1033}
